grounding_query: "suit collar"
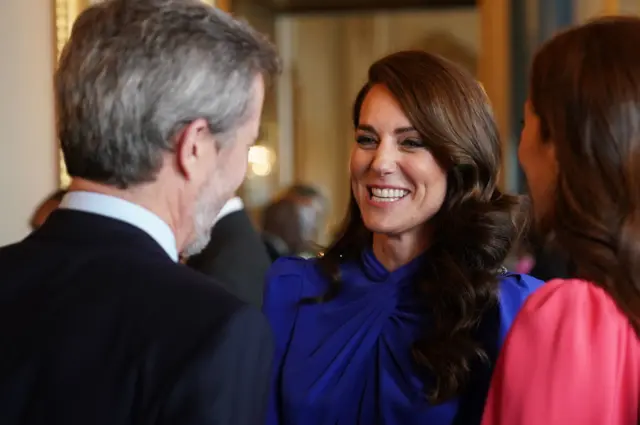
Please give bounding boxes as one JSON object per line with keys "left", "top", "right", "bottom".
{"left": 31, "top": 209, "right": 174, "bottom": 262}
{"left": 215, "top": 197, "right": 244, "bottom": 224}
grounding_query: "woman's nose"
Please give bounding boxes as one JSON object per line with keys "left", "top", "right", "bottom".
{"left": 370, "top": 143, "right": 398, "bottom": 176}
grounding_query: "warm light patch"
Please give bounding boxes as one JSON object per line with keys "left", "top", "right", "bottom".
{"left": 248, "top": 145, "right": 275, "bottom": 177}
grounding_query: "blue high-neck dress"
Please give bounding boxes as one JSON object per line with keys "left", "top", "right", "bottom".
{"left": 263, "top": 249, "right": 543, "bottom": 425}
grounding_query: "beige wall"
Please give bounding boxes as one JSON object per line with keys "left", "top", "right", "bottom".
{"left": 276, "top": 9, "right": 480, "bottom": 235}
{"left": 0, "top": 0, "right": 57, "bottom": 245}
{"left": 619, "top": 0, "right": 640, "bottom": 14}
{"left": 575, "top": 0, "right": 640, "bottom": 21}
{"left": 232, "top": 0, "right": 282, "bottom": 212}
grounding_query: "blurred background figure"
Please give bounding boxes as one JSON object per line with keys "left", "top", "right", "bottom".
{"left": 504, "top": 241, "right": 535, "bottom": 274}
{"left": 261, "top": 183, "right": 326, "bottom": 261}
{"left": 503, "top": 196, "right": 573, "bottom": 279}
{"left": 261, "top": 197, "right": 301, "bottom": 261}
{"left": 187, "top": 195, "right": 272, "bottom": 307}
{"left": 504, "top": 229, "right": 571, "bottom": 278}
{"left": 30, "top": 189, "right": 66, "bottom": 230}
{"left": 283, "top": 184, "right": 328, "bottom": 248}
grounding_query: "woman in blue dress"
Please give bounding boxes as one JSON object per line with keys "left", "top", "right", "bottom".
{"left": 263, "top": 50, "right": 543, "bottom": 425}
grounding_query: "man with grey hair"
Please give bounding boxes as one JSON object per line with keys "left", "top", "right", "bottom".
{"left": 0, "top": 1, "right": 280, "bottom": 424}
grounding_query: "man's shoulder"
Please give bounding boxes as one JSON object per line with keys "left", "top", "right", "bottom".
{"left": 130, "top": 259, "right": 270, "bottom": 359}
{"left": 126, "top": 254, "right": 249, "bottom": 312}
{"left": 0, "top": 236, "right": 249, "bottom": 323}
{"left": 0, "top": 240, "right": 23, "bottom": 257}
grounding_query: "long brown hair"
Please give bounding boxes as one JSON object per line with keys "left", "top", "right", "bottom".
{"left": 530, "top": 17, "right": 640, "bottom": 334}
{"left": 306, "top": 51, "right": 524, "bottom": 403}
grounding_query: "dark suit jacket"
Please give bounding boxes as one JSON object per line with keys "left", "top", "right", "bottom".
{"left": 187, "top": 209, "right": 271, "bottom": 307}
{"left": 0, "top": 209, "right": 273, "bottom": 425}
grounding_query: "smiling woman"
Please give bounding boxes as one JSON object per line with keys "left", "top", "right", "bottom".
{"left": 262, "top": 50, "right": 543, "bottom": 425}
{"left": 351, "top": 84, "right": 448, "bottom": 258}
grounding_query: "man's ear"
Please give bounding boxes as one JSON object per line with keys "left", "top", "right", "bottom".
{"left": 174, "top": 118, "right": 214, "bottom": 180}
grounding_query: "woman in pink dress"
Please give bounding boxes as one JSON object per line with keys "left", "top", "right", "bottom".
{"left": 482, "top": 17, "right": 640, "bottom": 425}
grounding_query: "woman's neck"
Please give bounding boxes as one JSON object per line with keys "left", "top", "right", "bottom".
{"left": 372, "top": 229, "right": 430, "bottom": 272}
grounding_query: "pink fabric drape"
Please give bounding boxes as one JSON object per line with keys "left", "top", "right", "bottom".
{"left": 482, "top": 279, "right": 639, "bottom": 425}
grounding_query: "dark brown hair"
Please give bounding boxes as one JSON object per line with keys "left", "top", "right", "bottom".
{"left": 307, "top": 51, "right": 523, "bottom": 403}
{"left": 530, "top": 16, "right": 640, "bottom": 334}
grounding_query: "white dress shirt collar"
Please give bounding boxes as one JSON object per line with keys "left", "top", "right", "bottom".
{"left": 215, "top": 196, "right": 244, "bottom": 224}
{"left": 59, "top": 191, "right": 179, "bottom": 262}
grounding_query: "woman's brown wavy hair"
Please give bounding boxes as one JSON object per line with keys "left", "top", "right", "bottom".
{"left": 529, "top": 17, "right": 640, "bottom": 335}
{"left": 304, "top": 51, "right": 524, "bottom": 403}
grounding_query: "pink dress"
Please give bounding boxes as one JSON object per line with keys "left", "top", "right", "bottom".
{"left": 482, "top": 279, "right": 639, "bottom": 425}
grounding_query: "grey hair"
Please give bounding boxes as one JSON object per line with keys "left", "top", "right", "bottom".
{"left": 55, "top": 0, "right": 281, "bottom": 188}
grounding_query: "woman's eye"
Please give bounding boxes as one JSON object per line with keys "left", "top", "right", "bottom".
{"left": 401, "top": 139, "right": 425, "bottom": 148}
{"left": 356, "top": 136, "right": 376, "bottom": 146}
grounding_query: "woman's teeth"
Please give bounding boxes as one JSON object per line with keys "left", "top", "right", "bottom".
{"left": 370, "top": 187, "right": 409, "bottom": 202}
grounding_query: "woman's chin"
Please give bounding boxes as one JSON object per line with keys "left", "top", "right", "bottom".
{"left": 362, "top": 215, "right": 430, "bottom": 241}
{"left": 363, "top": 220, "right": 405, "bottom": 237}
